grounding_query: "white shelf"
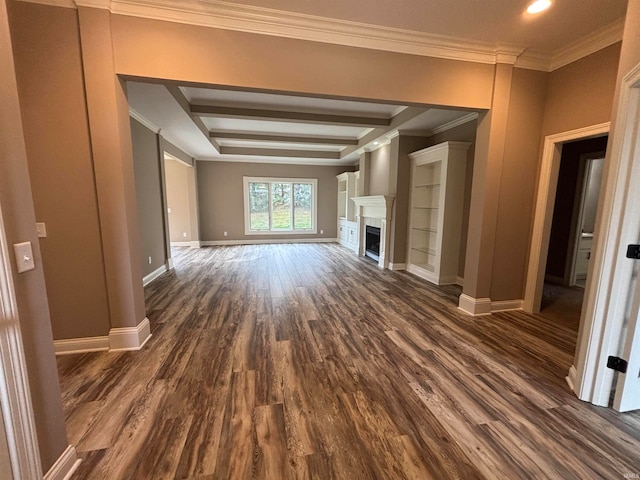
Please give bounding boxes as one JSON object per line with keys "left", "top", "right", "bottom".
{"left": 407, "top": 141, "right": 470, "bottom": 286}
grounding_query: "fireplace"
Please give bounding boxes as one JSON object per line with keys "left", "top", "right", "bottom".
{"left": 365, "top": 225, "right": 381, "bottom": 261}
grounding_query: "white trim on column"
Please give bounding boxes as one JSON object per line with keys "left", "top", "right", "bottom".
{"left": 54, "top": 336, "right": 109, "bottom": 355}
{"left": 53, "top": 319, "right": 152, "bottom": 355}
{"left": 491, "top": 299, "right": 524, "bottom": 312}
{"left": 523, "top": 122, "right": 610, "bottom": 314}
{"left": 142, "top": 264, "right": 168, "bottom": 287}
{"left": 170, "top": 241, "right": 201, "bottom": 248}
{"left": 566, "top": 365, "right": 577, "bottom": 392}
{"left": 109, "top": 317, "right": 152, "bottom": 351}
{"left": 458, "top": 294, "right": 492, "bottom": 316}
{"left": 0, "top": 204, "right": 43, "bottom": 479}
{"left": 388, "top": 262, "right": 406, "bottom": 271}
{"left": 44, "top": 445, "right": 81, "bottom": 480}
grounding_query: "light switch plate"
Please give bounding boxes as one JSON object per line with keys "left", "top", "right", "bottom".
{"left": 13, "top": 242, "right": 35, "bottom": 273}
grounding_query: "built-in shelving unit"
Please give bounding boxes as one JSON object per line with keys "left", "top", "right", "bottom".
{"left": 407, "top": 141, "right": 470, "bottom": 285}
{"left": 337, "top": 171, "right": 359, "bottom": 250}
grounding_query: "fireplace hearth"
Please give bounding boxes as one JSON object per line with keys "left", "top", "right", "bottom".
{"left": 365, "top": 225, "right": 381, "bottom": 261}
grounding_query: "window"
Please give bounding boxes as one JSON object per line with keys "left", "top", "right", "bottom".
{"left": 243, "top": 177, "right": 318, "bottom": 235}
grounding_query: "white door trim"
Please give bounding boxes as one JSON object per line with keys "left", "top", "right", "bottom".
{"left": 523, "top": 122, "right": 610, "bottom": 314}
{"left": 0, "top": 203, "right": 43, "bottom": 478}
{"left": 575, "top": 62, "right": 640, "bottom": 407}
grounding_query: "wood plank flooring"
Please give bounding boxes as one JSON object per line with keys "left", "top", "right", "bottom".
{"left": 57, "top": 243, "right": 640, "bottom": 479}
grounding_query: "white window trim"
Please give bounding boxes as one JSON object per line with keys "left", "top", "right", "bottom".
{"left": 243, "top": 176, "right": 318, "bottom": 235}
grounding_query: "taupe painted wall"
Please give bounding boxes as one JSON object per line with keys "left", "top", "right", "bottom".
{"left": 542, "top": 43, "right": 621, "bottom": 137}
{"left": 491, "top": 67, "right": 548, "bottom": 301}
{"left": 131, "top": 118, "right": 167, "bottom": 276}
{"left": 112, "top": 15, "right": 495, "bottom": 110}
{"left": 165, "top": 159, "right": 194, "bottom": 242}
{"left": 197, "top": 162, "right": 346, "bottom": 241}
{"left": 368, "top": 145, "right": 392, "bottom": 196}
{"left": 1, "top": 0, "right": 68, "bottom": 471}
{"left": 10, "top": 0, "right": 111, "bottom": 340}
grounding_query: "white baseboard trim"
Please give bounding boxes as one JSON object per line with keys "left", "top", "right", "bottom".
{"left": 388, "top": 262, "right": 406, "bottom": 271}
{"left": 44, "top": 445, "right": 81, "bottom": 480}
{"left": 458, "top": 294, "right": 492, "bottom": 316}
{"left": 170, "top": 241, "right": 201, "bottom": 248}
{"left": 566, "top": 365, "right": 577, "bottom": 393}
{"left": 170, "top": 241, "right": 191, "bottom": 247}
{"left": 54, "top": 336, "right": 109, "bottom": 355}
{"left": 167, "top": 257, "right": 175, "bottom": 270}
{"left": 109, "top": 317, "right": 152, "bottom": 351}
{"left": 142, "top": 264, "right": 168, "bottom": 287}
{"left": 54, "top": 318, "right": 152, "bottom": 355}
{"left": 202, "top": 238, "right": 338, "bottom": 246}
{"left": 491, "top": 299, "right": 524, "bottom": 312}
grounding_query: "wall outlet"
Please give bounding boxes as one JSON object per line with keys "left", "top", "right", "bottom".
{"left": 148, "top": 256, "right": 152, "bottom": 264}
{"left": 320, "top": 229, "right": 324, "bottom": 234}
{"left": 183, "top": 232, "right": 187, "bottom": 237}
{"left": 36, "top": 222, "right": 47, "bottom": 238}
{"left": 223, "top": 231, "right": 228, "bottom": 237}
{"left": 167, "top": 207, "right": 172, "bottom": 213}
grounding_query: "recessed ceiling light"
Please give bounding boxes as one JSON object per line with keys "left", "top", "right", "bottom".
{"left": 526, "top": 0, "right": 552, "bottom": 14}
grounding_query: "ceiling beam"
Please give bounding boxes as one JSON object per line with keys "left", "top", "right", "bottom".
{"left": 220, "top": 146, "right": 341, "bottom": 159}
{"left": 339, "top": 106, "right": 431, "bottom": 158}
{"left": 210, "top": 131, "right": 358, "bottom": 146}
{"left": 165, "top": 86, "right": 221, "bottom": 153}
{"left": 191, "top": 104, "right": 391, "bottom": 128}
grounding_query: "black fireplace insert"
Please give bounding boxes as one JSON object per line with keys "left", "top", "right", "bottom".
{"left": 365, "top": 225, "right": 381, "bottom": 261}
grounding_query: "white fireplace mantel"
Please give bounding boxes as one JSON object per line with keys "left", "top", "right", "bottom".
{"left": 352, "top": 195, "right": 395, "bottom": 269}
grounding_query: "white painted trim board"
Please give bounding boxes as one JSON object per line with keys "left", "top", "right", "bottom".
{"left": 44, "top": 445, "right": 81, "bottom": 480}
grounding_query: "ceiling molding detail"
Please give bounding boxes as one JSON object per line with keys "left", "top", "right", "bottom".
{"left": 428, "top": 112, "right": 479, "bottom": 136}
{"left": 199, "top": 156, "right": 349, "bottom": 167}
{"left": 17, "top": 0, "right": 625, "bottom": 71}
{"left": 516, "top": 18, "right": 624, "bottom": 72}
{"left": 129, "top": 107, "right": 160, "bottom": 133}
{"left": 548, "top": 17, "right": 624, "bottom": 71}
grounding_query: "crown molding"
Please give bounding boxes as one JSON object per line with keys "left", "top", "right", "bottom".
{"left": 129, "top": 107, "right": 161, "bottom": 133}
{"left": 549, "top": 17, "right": 624, "bottom": 71}
{"left": 429, "top": 112, "right": 479, "bottom": 136}
{"left": 16, "top": 0, "right": 625, "bottom": 72}
{"left": 516, "top": 17, "right": 624, "bottom": 72}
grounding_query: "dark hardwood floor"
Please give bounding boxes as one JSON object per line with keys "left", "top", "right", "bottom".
{"left": 58, "top": 243, "right": 640, "bottom": 479}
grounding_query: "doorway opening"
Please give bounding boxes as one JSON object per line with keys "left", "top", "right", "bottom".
{"left": 540, "top": 136, "right": 608, "bottom": 331}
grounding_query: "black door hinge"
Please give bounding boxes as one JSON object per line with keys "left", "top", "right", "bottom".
{"left": 627, "top": 244, "right": 640, "bottom": 259}
{"left": 607, "top": 356, "right": 628, "bottom": 373}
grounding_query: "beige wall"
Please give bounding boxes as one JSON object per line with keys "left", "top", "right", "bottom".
{"left": 165, "top": 159, "right": 194, "bottom": 242}
{"left": 131, "top": 118, "right": 167, "bottom": 276}
{"left": 198, "top": 162, "right": 346, "bottom": 241}
{"left": 491, "top": 67, "right": 549, "bottom": 301}
{"left": 10, "top": 0, "right": 111, "bottom": 339}
{"left": 111, "top": 15, "right": 495, "bottom": 109}
{"left": 542, "top": 43, "right": 621, "bottom": 137}
{"left": 1, "top": 0, "right": 68, "bottom": 471}
{"left": 368, "top": 145, "right": 392, "bottom": 196}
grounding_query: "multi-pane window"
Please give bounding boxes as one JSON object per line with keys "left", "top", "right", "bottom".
{"left": 244, "top": 177, "right": 317, "bottom": 234}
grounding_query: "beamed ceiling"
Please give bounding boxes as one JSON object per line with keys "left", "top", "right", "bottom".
{"left": 117, "top": 0, "right": 627, "bottom": 165}
{"left": 127, "top": 82, "right": 477, "bottom": 166}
